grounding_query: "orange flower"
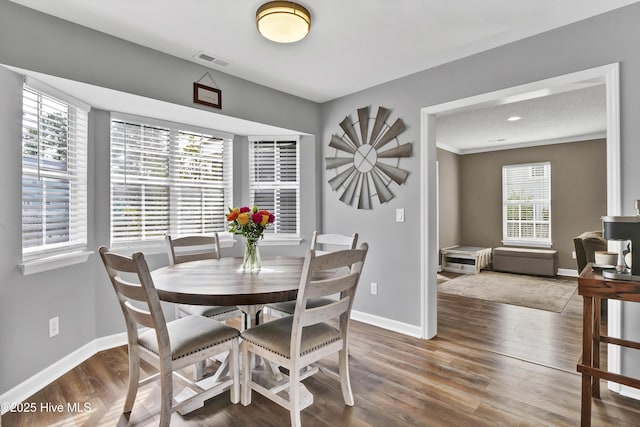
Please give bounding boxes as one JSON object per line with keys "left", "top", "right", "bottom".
{"left": 237, "top": 212, "right": 250, "bottom": 225}
{"left": 260, "top": 214, "right": 269, "bottom": 226}
{"left": 226, "top": 208, "right": 239, "bottom": 221}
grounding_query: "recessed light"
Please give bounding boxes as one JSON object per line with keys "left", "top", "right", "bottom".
{"left": 507, "top": 116, "right": 522, "bottom": 121}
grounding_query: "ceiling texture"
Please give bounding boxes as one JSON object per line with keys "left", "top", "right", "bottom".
{"left": 7, "top": 0, "right": 637, "bottom": 148}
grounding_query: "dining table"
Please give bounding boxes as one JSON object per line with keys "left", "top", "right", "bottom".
{"left": 151, "top": 255, "right": 310, "bottom": 328}
{"left": 150, "top": 255, "right": 321, "bottom": 413}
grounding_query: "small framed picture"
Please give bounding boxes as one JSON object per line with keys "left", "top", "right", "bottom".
{"left": 193, "top": 83, "right": 222, "bottom": 109}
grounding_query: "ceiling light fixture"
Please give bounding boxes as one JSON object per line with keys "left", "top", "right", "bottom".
{"left": 256, "top": 1, "right": 311, "bottom": 43}
{"left": 507, "top": 116, "right": 522, "bottom": 121}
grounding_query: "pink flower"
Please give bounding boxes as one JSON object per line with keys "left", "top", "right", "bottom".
{"left": 252, "top": 213, "right": 264, "bottom": 224}
{"left": 268, "top": 213, "right": 275, "bottom": 223}
{"left": 240, "top": 206, "right": 251, "bottom": 213}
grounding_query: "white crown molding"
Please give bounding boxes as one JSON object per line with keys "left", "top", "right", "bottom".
{"left": 437, "top": 132, "right": 606, "bottom": 155}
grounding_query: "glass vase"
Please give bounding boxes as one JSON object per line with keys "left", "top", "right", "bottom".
{"left": 242, "top": 237, "right": 261, "bottom": 273}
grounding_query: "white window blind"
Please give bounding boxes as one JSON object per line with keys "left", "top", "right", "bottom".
{"left": 249, "top": 137, "right": 299, "bottom": 237}
{"left": 110, "top": 115, "right": 233, "bottom": 244}
{"left": 21, "top": 85, "right": 88, "bottom": 261}
{"left": 502, "top": 162, "right": 551, "bottom": 246}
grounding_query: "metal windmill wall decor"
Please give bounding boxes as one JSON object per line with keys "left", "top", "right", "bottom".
{"left": 326, "top": 106, "right": 412, "bottom": 209}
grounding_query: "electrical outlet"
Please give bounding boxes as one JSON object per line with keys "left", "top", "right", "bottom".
{"left": 572, "top": 251, "right": 576, "bottom": 259}
{"left": 395, "top": 208, "right": 405, "bottom": 223}
{"left": 370, "top": 282, "right": 378, "bottom": 295}
{"left": 49, "top": 316, "right": 59, "bottom": 338}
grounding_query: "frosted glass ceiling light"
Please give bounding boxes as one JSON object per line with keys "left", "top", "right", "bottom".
{"left": 256, "top": 2, "right": 311, "bottom": 43}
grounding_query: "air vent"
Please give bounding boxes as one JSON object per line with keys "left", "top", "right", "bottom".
{"left": 194, "top": 51, "right": 231, "bottom": 67}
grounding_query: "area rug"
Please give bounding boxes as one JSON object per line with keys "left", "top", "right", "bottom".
{"left": 438, "top": 271, "right": 577, "bottom": 313}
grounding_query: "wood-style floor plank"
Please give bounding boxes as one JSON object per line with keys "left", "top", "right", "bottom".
{"left": 3, "top": 279, "right": 640, "bottom": 426}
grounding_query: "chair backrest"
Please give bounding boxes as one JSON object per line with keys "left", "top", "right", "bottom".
{"left": 99, "top": 246, "right": 169, "bottom": 349}
{"left": 290, "top": 243, "right": 368, "bottom": 349}
{"left": 166, "top": 233, "right": 221, "bottom": 266}
{"left": 310, "top": 231, "right": 358, "bottom": 253}
{"left": 573, "top": 231, "right": 607, "bottom": 273}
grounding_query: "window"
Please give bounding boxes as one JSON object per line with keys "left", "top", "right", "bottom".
{"left": 21, "top": 84, "right": 89, "bottom": 263}
{"left": 249, "top": 137, "right": 300, "bottom": 238}
{"left": 502, "top": 162, "right": 551, "bottom": 246}
{"left": 110, "top": 114, "right": 233, "bottom": 245}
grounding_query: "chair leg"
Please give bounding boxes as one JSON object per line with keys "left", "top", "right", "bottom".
{"left": 289, "top": 368, "right": 302, "bottom": 427}
{"left": 159, "top": 360, "right": 173, "bottom": 427}
{"left": 338, "top": 348, "right": 354, "bottom": 406}
{"left": 230, "top": 340, "right": 240, "bottom": 404}
{"left": 241, "top": 341, "right": 251, "bottom": 406}
{"left": 123, "top": 346, "right": 140, "bottom": 413}
{"left": 194, "top": 360, "right": 206, "bottom": 381}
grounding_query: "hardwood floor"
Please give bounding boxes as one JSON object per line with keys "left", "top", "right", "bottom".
{"left": 4, "top": 285, "right": 640, "bottom": 426}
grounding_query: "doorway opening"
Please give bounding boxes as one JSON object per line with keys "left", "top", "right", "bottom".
{"left": 419, "top": 63, "right": 621, "bottom": 380}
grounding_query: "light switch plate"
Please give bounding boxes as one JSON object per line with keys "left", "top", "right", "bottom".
{"left": 396, "top": 208, "right": 405, "bottom": 222}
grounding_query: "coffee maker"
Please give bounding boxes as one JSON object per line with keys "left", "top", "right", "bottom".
{"left": 602, "top": 200, "right": 640, "bottom": 281}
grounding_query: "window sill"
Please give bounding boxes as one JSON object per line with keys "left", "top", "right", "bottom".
{"left": 20, "top": 250, "right": 93, "bottom": 276}
{"left": 501, "top": 240, "right": 553, "bottom": 249}
{"left": 109, "top": 241, "right": 167, "bottom": 256}
{"left": 108, "top": 235, "right": 303, "bottom": 254}
{"left": 229, "top": 237, "right": 303, "bottom": 246}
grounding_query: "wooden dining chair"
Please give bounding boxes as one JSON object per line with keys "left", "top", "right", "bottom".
{"left": 99, "top": 246, "right": 240, "bottom": 427}
{"left": 166, "top": 234, "right": 243, "bottom": 380}
{"left": 267, "top": 231, "right": 358, "bottom": 317}
{"left": 167, "top": 234, "right": 242, "bottom": 322}
{"left": 240, "top": 243, "right": 368, "bottom": 427}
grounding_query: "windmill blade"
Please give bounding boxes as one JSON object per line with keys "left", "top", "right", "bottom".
{"left": 358, "top": 174, "right": 371, "bottom": 210}
{"left": 369, "top": 106, "right": 391, "bottom": 145}
{"left": 370, "top": 169, "right": 394, "bottom": 204}
{"left": 340, "top": 116, "right": 362, "bottom": 147}
{"left": 375, "top": 162, "right": 410, "bottom": 185}
{"left": 377, "top": 143, "right": 413, "bottom": 158}
{"left": 339, "top": 172, "right": 360, "bottom": 206}
{"left": 325, "top": 157, "right": 354, "bottom": 169}
{"left": 328, "top": 166, "right": 356, "bottom": 191}
{"left": 357, "top": 106, "right": 370, "bottom": 146}
{"left": 373, "top": 118, "right": 406, "bottom": 150}
{"left": 329, "top": 134, "right": 357, "bottom": 154}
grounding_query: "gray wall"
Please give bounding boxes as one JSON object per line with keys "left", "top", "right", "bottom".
{"left": 0, "top": 0, "right": 322, "bottom": 393}
{"left": 437, "top": 148, "right": 461, "bottom": 257}
{"left": 320, "top": 3, "right": 640, "bottom": 375}
{"left": 447, "top": 139, "right": 606, "bottom": 270}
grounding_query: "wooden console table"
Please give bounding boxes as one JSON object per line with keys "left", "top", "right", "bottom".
{"left": 577, "top": 265, "right": 640, "bottom": 426}
{"left": 440, "top": 246, "right": 492, "bottom": 274}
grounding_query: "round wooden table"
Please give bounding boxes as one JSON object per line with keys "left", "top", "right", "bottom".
{"left": 152, "top": 255, "right": 312, "bottom": 329}
{"left": 151, "top": 256, "right": 307, "bottom": 307}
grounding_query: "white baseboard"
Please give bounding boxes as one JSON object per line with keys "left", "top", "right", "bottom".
{"left": 557, "top": 268, "right": 578, "bottom": 277}
{"left": 0, "top": 311, "right": 422, "bottom": 414}
{"left": 619, "top": 384, "right": 640, "bottom": 400}
{"left": 0, "top": 332, "right": 127, "bottom": 415}
{"left": 351, "top": 310, "right": 422, "bottom": 338}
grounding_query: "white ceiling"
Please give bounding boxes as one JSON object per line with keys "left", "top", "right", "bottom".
{"left": 7, "top": 0, "right": 626, "bottom": 148}
{"left": 436, "top": 84, "right": 607, "bottom": 154}
{"left": 8, "top": 0, "right": 640, "bottom": 103}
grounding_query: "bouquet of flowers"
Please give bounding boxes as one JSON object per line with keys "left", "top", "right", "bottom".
{"left": 226, "top": 205, "right": 275, "bottom": 239}
{"left": 226, "top": 206, "right": 275, "bottom": 272}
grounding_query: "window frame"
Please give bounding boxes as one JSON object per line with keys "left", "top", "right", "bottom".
{"left": 109, "top": 113, "right": 234, "bottom": 251}
{"left": 248, "top": 136, "right": 301, "bottom": 242}
{"left": 20, "top": 80, "right": 91, "bottom": 275}
{"left": 502, "top": 161, "right": 552, "bottom": 248}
